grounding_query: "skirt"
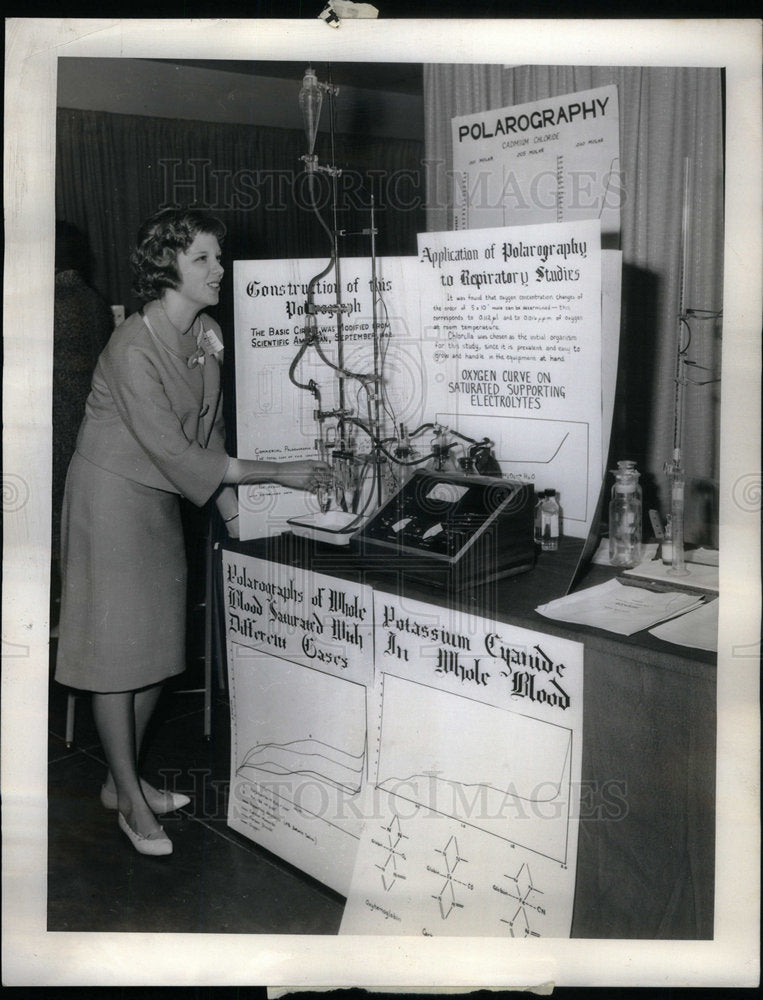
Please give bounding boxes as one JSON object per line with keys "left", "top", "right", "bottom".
{"left": 55, "top": 452, "right": 187, "bottom": 692}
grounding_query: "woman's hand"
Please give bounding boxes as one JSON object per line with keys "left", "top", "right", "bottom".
{"left": 274, "top": 460, "right": 332, "bottom": 494}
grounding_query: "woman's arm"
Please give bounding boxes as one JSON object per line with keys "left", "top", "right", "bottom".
{"left": 222, "top": 457, "right": 331, "bottom": 493}
{"left": 101, "top": 340, "right": 229, "bottom": 506}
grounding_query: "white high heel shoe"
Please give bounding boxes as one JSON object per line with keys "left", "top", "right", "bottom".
{"left": 101, "top": 781, "right": 190, "bottom": 814}
{"left": 118, "top": 812, "right": 173, "bottom": 857}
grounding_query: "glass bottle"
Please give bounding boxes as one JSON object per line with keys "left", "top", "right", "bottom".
{"left": 536, "top": 489, "right": 560, "bottom": 551}
{"left": 428, "top": 424, "right": 460, "bottom": 474}
{"left": 533, "top": 491, "right": 545, "bottom": 546}
{"left": 608, "top": 460, "right": 643, "bottom": 568}
{"left": 541, "top": 490, "right": 560, "bottom": 551}
{"left": 394, "top": 423, "right": 417, "bottom": 487}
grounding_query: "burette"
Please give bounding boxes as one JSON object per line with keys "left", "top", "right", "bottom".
{"left": 663, "top": 157, "right": 693, "bottom": 576}
{"left": 290, "top": 65, "right": 418, "bottom": 519}
{"left": 663, "top": 157, "right": 723, "bottom": 574}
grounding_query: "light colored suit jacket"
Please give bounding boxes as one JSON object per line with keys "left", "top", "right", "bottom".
{"left": 75, "top": 299, "right": 229, "bottom": 506}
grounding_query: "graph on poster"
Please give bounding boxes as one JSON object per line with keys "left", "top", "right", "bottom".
{"left": 233, "top": 653, "right": 367, "bottom": 801}
{"left": 434, "top": 412, "right": 591, "bottom": 523}
{"left": 375, "top": 673, "right": 574, "bottom": 864}
{"left": 239, "top": 738, "right": 365, "bottom": 796}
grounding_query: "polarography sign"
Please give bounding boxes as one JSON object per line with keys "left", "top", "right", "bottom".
{"left": 340, "top": 590, "right": 584, "bottom": 936}
{"left": 452, "top": 84, "right": 621, "bottom": 239}
{"left": 222, "top": 551, "right": 374, "bottom": 895}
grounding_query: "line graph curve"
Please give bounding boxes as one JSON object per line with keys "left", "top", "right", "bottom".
{"left": 238, "top": 738, "right": 365, "bottom": 795}
{"left": 375, "top": 673, "right": 574, "bottom": 863}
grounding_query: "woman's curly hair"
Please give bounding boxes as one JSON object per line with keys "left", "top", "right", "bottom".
{"left": 130, "top": 208, "right": 227, "bottom": 301}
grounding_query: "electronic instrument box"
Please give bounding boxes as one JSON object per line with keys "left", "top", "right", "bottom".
{"left": 351, "top": 470, "right": 535, "bottom": 589}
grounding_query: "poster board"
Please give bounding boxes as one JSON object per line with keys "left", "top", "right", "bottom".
{"left": 222, "top": 550, "right": 585, "bottom": 932}
{"left": 451, "top": 83, "right": 624, "bottom": 474}
{"left": 416, "top": 219, "right": 603, "bottom": 535}
{"left": 222, "top": 551, "right": 374, "bottom": 895}
{"left": 452, "top": 84, "right": 621, "bottom": 239}
{"left": 339, "top": 591, "right": 584, "bottom": 936}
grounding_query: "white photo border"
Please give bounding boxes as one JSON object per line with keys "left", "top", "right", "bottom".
{"left": 2, "top": 16, "right": 761, "bottom": 988}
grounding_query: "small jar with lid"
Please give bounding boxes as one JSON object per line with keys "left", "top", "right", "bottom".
{"left": 534, "top": 489, "right": 560, "bottom": 551}
{"left": 608, "top": 460, "right": 643, "bottom": 567}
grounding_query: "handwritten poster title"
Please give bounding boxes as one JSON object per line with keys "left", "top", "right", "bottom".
{"left": 381, "top": 601, "right": 572, "bottom": 711}
{"left": 420, "top": 237, "right": 589, "bottom": 288}
{"left": 225, "top": 559, "right": 370, "bottom": 673}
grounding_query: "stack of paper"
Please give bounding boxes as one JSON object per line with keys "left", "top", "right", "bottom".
{"left": 536, "top": 578, "right": 705, "bottom": 636}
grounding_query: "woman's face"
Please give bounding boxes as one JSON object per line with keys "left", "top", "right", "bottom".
{"left": 174, "top": 231, "right": 224, "bottom": 310}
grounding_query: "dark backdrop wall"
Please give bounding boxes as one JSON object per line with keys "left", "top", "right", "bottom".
{"left": 55, "top": 106, "right": 425, "bottom": 324}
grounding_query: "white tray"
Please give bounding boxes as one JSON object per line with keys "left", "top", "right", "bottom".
{"left": 286, "top": 510, "right": 360, "bottom": 546}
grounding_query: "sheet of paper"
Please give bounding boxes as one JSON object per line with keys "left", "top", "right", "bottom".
{"left": 624, "top": 557, "right": 719, "bottom": 593}
{"left": 536, "top": 578, "right": 704, "bottom": 635}
{"left": 649, "top": 599, "right": 719, "bottom": 652}
{"left": 451, "top": 84, "right": 621, "bottom": 239}
{"left": 222, "top": 552, "right": 374, "bottom": 895}
{"left": 417, "top": 219, "right": 602, "bottom": 536}
{"left": 686, "top": 547, "right": 719, "bottom": 566}
{"left": 340, "top": 592, "right": 584, "bottom": 937}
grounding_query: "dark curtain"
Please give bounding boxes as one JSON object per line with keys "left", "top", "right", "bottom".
{"left": 55, "top": 107, "right": 425, "bottom": 322}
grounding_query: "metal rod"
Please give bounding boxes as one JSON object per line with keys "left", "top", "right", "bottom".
{"left": 369, "top": 194, "right": 383, "bottom": 506}
{"left": 674, "top": 156, "right": 693, "bottom": 456}
{"left": 326, "top": 72, "right": 346, "bottom": 452}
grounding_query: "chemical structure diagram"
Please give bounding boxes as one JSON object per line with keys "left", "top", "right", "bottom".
{"left": 375, "top": 813, "right": 408, "bottom": 892}
{"left": 500, "top": 862, "right": 546, "bottom": 937}
{"left": 431, "top": 835, "right": 471, "bottom": 920}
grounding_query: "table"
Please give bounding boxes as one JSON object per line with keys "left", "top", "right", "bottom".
{"left": 220, "top": 534, "right": 715, "bottom": 938}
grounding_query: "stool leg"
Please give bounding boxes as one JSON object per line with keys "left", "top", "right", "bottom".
{"left": 65, "top": 693, "right": 76, "bottom": 748}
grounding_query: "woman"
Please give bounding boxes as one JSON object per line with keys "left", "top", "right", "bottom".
{"left": 55, "top": 208, "right": 330, "bottom": 856}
